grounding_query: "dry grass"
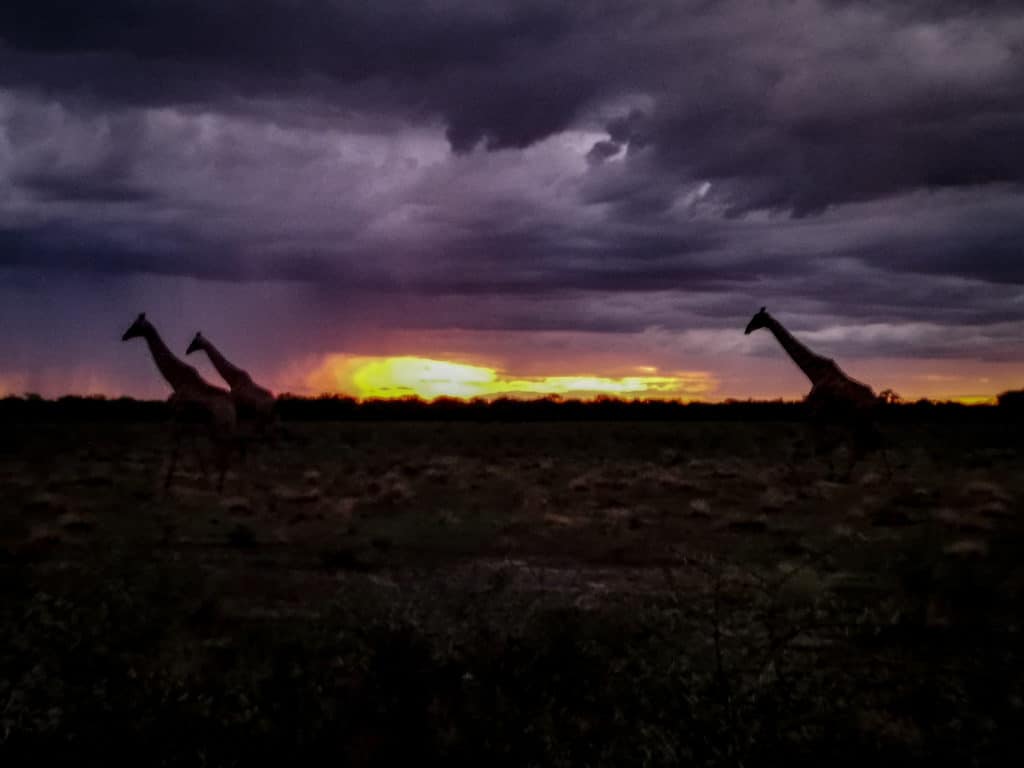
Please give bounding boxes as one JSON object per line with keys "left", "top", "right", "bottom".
{"left": 1, "top": 419, "right": 1023, "bottom": 765}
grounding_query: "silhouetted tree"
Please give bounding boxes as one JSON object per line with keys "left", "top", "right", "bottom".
{"left": 878, "top": 388, "right": 903, "bottom": 405}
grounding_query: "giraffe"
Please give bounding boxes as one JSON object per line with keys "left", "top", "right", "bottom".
{"left": 744, "top": 306, "right": 887, "bottom": 477}
{"left": 185, "top": 332, "right": 278, "bottom": 446}
{"left": 122, "top": 313, "right": 237, "bottom": 491}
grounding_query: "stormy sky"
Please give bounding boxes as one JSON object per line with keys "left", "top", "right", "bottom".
{"left": 3, "top": 0, "right": 1024, "bottom": 400}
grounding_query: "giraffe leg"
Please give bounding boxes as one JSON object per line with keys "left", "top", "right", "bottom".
{"left": 216, "top": 450, "right": 228, "bottom": 494}
{"left": 164, "top": 422, "right": 184, "bottom": 492}
{"left": 784, "top": 422, "right": 816, "bottom": 484}
{"left": 233, "top": 435, "right": 250, "bottom": 492}
{"left": 265, "top": 416, "right": 279, "bottom": 448}
{"left": 841, "top": 436, "right": 861, "bottom": 482}
{"left": 851, "top": 420, "right": 887, "bottom": 481}
{"left": 784, "top": 433, "right": 803, "bottom": 479}
{"left": 879, "top": 444, "right": 893, "bottom": 480}
{"left": 843, "top": 423, "right": 868, "bottom": 483}
{"left": 825, "top": 449, "right": 839, "bottom": 480}
{"left": 237, "top": 422, "right": 250, "bottom": 464}
{"left": 217, "top": 435, "right": 237, "bottom": 494}
{"left": 828, "top": 434, "right": 846, "bottom": 480}
{"left": 188, "top": 427, "right": 212, "bottom": 488}
{"left": 801, "top": 424, "right": 818, "bottom": 467}
{"left": 871, "top": 424, "right": 894, "bottom": 480}
{"left": 809, "top": 420, "right": 835, "bottom": 478}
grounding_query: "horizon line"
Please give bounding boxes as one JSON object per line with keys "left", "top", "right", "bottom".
{"left": 1, "top": 391, "right": 1007, "bottom": 407}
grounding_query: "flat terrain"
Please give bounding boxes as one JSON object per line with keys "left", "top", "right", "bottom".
{"left": 2, "top": 419, "right": 1023, "bottom": 765}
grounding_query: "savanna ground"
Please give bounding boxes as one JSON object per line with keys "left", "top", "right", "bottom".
{"left": 2, "top": 413, "right": 1024, "bottom": 766}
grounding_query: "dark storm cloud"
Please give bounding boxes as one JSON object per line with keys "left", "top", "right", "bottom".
{"left": 585, "top": 141, "right": 621, "bottom": 166}
{"left": 0, "top": 0, "right": 592, "bottom": 151}
{"left": 15, "top": 171, "right": 156, "bottom": 203}
{"left": 0, "top": 223, "right": 238, "bottom": 279}
{"left": 4, "top": 1, "right": 1024, "bottom": 208}
{"left": 800, "top": 189, "right": 1024, "bottom": 287}
{"left": 2, "top": 102, "right": 161, "bottom": 206}
{"left": 824, "top": 1, "right": 1024, "bottom": 21}
{"left": 0, "top": 218, "right": 411, "bottom": 291}
{"left": 4, "top": 0, "right": 1024, "bottom": 385}
{"left": 0, "top": 0, "right": 569, "bottom": 80}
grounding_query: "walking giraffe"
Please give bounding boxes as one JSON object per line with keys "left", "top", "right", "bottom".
{"left": 744, "top": 307, "right": 887, "bottom": 476}
{"left": 122, "top": 314, "right": 236, "bottom": 491}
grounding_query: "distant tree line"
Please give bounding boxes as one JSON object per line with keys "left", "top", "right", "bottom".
{"left": 997, "top": 389, "right": 1024, "bottom": 409}
{"left": 0, "top": 392, "right": 1012, "bottom": 424}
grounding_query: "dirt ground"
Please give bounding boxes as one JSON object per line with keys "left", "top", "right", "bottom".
{"left": 2, "top": 419, "right": 1023, "bottom": 765}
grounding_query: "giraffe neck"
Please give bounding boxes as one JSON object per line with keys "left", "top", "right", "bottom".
{"left": 200, "top": 339, "right": 249, "bottom": 389}
{"left": 762, "top": 313, "right": 835, "bottom": 385}
{"left": 142, "top": 328, "right": 199, "bottom": 392}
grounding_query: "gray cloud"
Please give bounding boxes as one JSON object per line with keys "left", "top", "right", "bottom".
{"left": 15, "top": 170, "right": 157, "bottom": 204}
{"left": 0, "top": 223, "right": 236, "bottom": 279}
{"left": 0, "top": 0, "right": 592, "bottom": 151}
{"left": 3, "top": 0, "right": 1024, "bottom": 396}
{"left": 4, "top": 1, "right": 1024, "bottom": 209}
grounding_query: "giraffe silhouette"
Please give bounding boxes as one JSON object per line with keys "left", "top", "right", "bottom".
{"left": 744, "top": 306, "right": 887, "bottom": 477}
{"left": 186, "top": 332, "right": 278, "bottom": 449}
{"left": 122, "top": 314, "right": 236, "bottom": 491}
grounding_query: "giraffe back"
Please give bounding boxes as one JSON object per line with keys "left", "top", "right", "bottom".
{"left": 806, "top": 371, "right": 879, "bottom": 421}
{"left": 236, "top": 381, "right": 275, "bottom": 410}
{"left": 169, "top": 385, "right": 237, "bottom": 434}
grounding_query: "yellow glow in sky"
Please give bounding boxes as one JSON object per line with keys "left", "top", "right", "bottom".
{"left": 353, "top": 357, "right": 496, "bottom": 399}
{"left": 947, "top": 395, "right": 997, "bottom": 406}
{"left": 307, "top": 355, "right": 713, "bottom": 401}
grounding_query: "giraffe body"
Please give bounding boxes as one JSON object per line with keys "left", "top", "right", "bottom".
{"left": 806, "top": 365, "right": 878, "bottom": 415}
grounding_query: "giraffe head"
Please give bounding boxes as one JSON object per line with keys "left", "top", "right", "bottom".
{"left": 121, "top": 312, "right": 151, "bottom": 341}
{"left": 186, "top": 332, "right": 206, "bottom": 355}
{"left": 744, "top": 306, "right": 769, "bottom": 335}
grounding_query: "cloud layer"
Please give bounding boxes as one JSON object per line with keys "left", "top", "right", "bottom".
{"left": 2, "top": 0, "right": 1024, "bottom": 399}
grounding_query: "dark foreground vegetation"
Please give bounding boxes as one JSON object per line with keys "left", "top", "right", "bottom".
{"left": 2, "top": 403, "right": 1023, "bottom": 765}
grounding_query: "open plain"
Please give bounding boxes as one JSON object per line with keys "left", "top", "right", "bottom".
{"left": 2, "top": 410, "right": 1023, "bottom": 765}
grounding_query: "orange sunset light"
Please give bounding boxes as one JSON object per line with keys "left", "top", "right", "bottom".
{"left": 307, "top": 355, "right": 714, "bottom": 401}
